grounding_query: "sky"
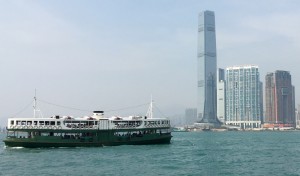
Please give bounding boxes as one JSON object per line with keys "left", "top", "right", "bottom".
{"left": 1, "top": 0, "right": 300, "bottom": 126}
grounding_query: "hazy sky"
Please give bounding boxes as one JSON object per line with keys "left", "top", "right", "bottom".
{"left": 1, "top": 0, "right": 300, "bottom": 125}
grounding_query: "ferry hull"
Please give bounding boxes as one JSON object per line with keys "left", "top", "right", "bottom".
{"left": 3, "top": 134, "right": 172, "bottom": 148}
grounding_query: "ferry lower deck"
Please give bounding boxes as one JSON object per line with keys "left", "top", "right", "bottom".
{"left": 4, "top": 128, "right": 172, "bottom": 148}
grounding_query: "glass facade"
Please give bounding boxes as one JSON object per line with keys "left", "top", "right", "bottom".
{"left": 197, "top": 10, "right": 218, "bottom": 123}
{"left": 225, "top": 65, "right": 262, "bottom": 128}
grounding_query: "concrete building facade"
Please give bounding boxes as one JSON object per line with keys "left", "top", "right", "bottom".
{"left": 264, "top": 70, "right": 295, "bottom": 128}
{"left": 225, "top": 65, "right": 262, "bottom": 128}
{"left": 217, "top": 68, "right": 225, "bottom": 123}
{"left": 185, "top": 108, "right": 198, "bottom": 125}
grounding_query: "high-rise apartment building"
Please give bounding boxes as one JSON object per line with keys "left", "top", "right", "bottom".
{"left": 196, "top": 10, "right": 219, "bottom": 125}
{"left": 259, "top": 81, "right": 263, "bottom": 123}
{"left": 217, "top": 68, "right": 225, "bottom": 123}
{"left": 296, "top": 105, "right": 300, "bottom": 128}
{"left": 185, "top": 108, "right": 198, "bottom": 125}
{"left": 265, "top": 70, "right": 295, "bottom": 127}
{"left": 225, "top": 65, "right": 262, "bottom": 128}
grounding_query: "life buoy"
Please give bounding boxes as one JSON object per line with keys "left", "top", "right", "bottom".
{"left": 28, "top": 126, "right": 33, "bottom": 129}
{"left": 57, "top": 126, "right": 62, "bottom": 129}
{"left": 23, "top": 126, "right": 28, "bottom": 129}
{"left": 52, "top": 126, "right": 57, "bottom": 130}
{"left": 39, "top": 126, "right": 43, "bottom": 129}
{"left": 34, "top": 126, "right": 38, "bottom": 129}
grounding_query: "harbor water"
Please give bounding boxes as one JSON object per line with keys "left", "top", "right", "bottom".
{"left": 1, "top": 131, "right": 300, "bottom": 176}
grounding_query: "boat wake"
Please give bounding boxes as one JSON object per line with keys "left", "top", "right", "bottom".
{"left": 6, "top": 146, "right": 25, "bottom": 149}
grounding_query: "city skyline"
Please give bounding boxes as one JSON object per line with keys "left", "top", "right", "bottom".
{"left": 1, "top": 1, "right": 300, "bottom": 127}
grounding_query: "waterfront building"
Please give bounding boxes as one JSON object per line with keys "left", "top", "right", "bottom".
{"left": 217, "top": 68, "right": 225, "bottom": 123}
{"left": 196, "top": 10, "right": 219, "bottom": 127}
{"left": 259, "top": 81, "right": 264, "bottom": 123}
{"left": 225, "top": 65, "right": 262, "bottom": 128}
{"left": 185, "top": 108, "right": 197, "bottom": 125}
{"left": 264, "top": 71, "right": 295, "bottom": 128}
{"left": 296, "top": 105, "right": 300, "bottom": 128}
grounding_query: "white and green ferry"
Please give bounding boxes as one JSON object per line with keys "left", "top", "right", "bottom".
{"left": 3, "top": 99, "right": 172, "bottom": 148}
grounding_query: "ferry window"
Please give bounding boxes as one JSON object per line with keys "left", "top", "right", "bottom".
{"left": 57, "top": 121, "right": 61, "bottom": 125}
{"left": 158, "top": 121, "right": 160, "bottom": 125}
{"left": 39, "top": 121, "right": 45, "bottom": 125}
{"left": 17, "top": 121, "right": 21, "bottom": 125}
{"left": 88, "top": 121, "right": 94, "bottom": 126}
{"left": 10, "top": 120, "right": 14, "bottom": 125}
{"left": 22, "top": 121, "right": 26, "bottom": 125}
{"left": 50, "top": 121, "right": 55, "bottom": 125}
{"left": 65, "top": 121, "right": 72, "bottom": 124}
{"left": 27, "top": 121, "right": 32, "bottom": 125}
{"left": 34, "top": 121, "right": 37, "bottom": 125}
{"left": 95, "top": 121, "right": 98, "bottom": 125}
{"left": 45, "top": 121, "right": 50, "bottom": 125}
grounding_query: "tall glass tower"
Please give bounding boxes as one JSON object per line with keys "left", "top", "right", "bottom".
{"left": 197, "top": 10, "right": 219, "bottom": 125}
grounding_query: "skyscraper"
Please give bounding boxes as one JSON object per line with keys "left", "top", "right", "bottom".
{"left": 296, "top": 104, "right": 300, "bottom": 128}
{"left": 225, "top": 65, "right": 262, "bottom": 129}
{"left": 196, "top": 10, "right": 219, "bottom": 126}
{"left": 185, "top": 108, "right": 198, "bottom": 125}
{"left": 217, "top": 68, "right": 225, "bottom": 123}
{"left": 265, "top": 70, "right": 295, "bottom": 127}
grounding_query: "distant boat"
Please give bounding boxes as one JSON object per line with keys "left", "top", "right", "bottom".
{"left": 172, "top": 127, "right": 188, "bottom": 132}
{"left": 202, "top": 126, "right": 211, "bottom": 131}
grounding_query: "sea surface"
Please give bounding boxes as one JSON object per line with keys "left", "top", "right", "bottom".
{"left": 1, "top": 131, "right": 300, "bottom": 176}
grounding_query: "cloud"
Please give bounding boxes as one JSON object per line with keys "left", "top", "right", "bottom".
{"left": 242, "top": 12, "right": 300, "bottom": 47}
